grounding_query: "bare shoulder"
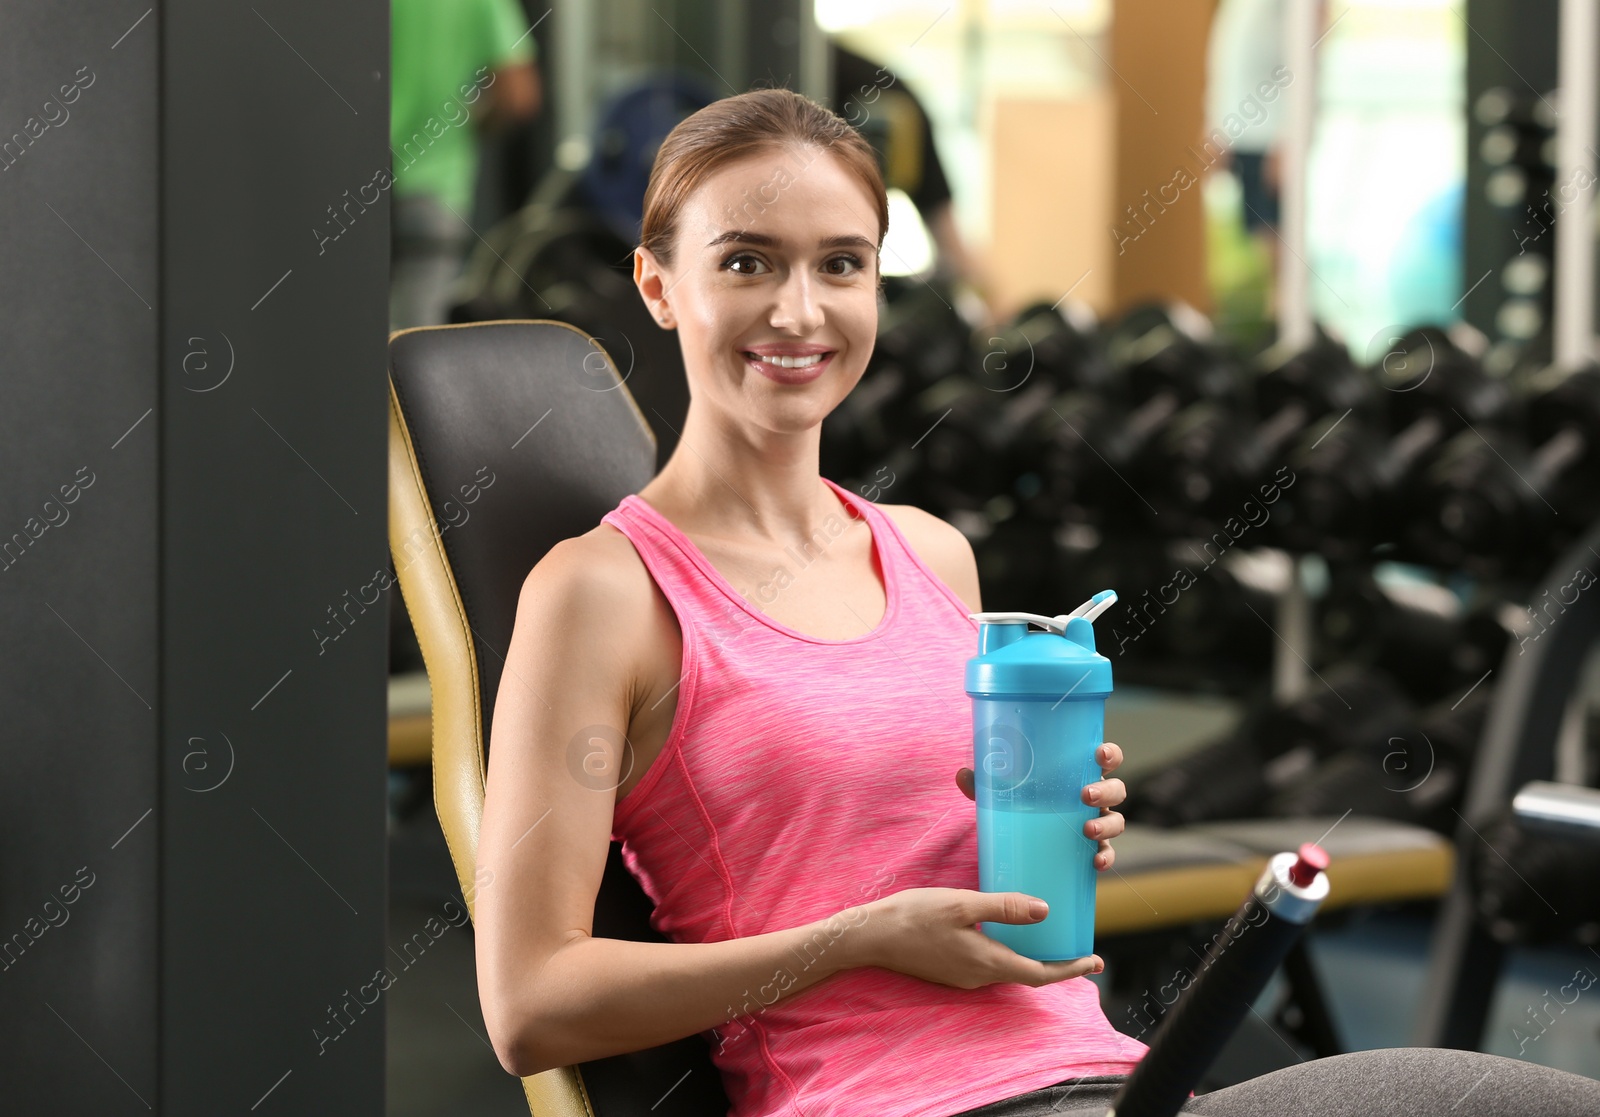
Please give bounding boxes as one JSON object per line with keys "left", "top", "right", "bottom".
{"left": 524, "top": 522, "right": 654, "bottom": 609}
{"left": 515, "top": 523, "right": 660, "bottom": 657}
{"left": 875, "top": 502, "right": 982, "bottom": 613}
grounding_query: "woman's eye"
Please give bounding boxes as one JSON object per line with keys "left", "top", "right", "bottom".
{"left": 724, "top": 253, "right": 766, "bottom": 276}
{"left": 826, "top": 254, "right": 867, "bottom": 277}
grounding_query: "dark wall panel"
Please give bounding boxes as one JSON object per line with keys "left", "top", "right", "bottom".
{"left": 2, "top": 2, "right": 389, "bottom": 1112}
{"left": 160, "top": 0, "right": 391, "bottom": 1112}
{"left": 0, "top": 3, "right": 162, "bottom": 1111}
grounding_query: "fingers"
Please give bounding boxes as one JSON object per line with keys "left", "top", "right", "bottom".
{"left": 964, "top": 935, "right": 1102, "bottom": 989}
{"left": 961, "top": 899, "right": 1106, "bottom": 985}
{"left": 1019, "top": 953, "right": 1104, "bottom": 985}
{"left": 955, "top": 767, "right": 975, "bottom": 801}
{"left": 966, "top": 758, "right": 1125, "bottom": 878}
{"left": 1097, "top": 741, "right": 1124, "bottom": 776}
{"left": 973, "top": 891, "right": 1050, "bottom": 926}
{"left": 1087, "top": 746, "right": 1126, "bottom": 876}
{"left": 1084, "top": 809, "right": 1124, "bottom": 842}
{"left": 965, "top": 765, "right": 1124, "bottom": 807}
{"left": 1082, "top": 777, "right": 1126, "bottom": 809}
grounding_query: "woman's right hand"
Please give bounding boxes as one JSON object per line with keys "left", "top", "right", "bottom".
{"left": 847, "top": 887, "right": 1103, "bottom": 989}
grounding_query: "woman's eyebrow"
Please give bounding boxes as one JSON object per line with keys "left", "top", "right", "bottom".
{"left": 818, "top": 234, "right": 877, "bottom": 250}
{"left": 705, "top": 230, "right": 876, "bottom": 251}
{"left": 705, "top": 229, "right": 775, "bottom": 248}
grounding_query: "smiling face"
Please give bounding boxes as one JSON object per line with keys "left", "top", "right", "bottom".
{"left": 633, "top": 144, "right": 883, "bottom": 433}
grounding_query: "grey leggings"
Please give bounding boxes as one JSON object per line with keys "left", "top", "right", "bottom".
{"left": 946, "top": 1049, "right": 1600, "bottom": 1116}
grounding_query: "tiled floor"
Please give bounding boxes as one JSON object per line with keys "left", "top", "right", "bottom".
{"left": 385, "top": 686, "right": 1600, "bottom": 1115}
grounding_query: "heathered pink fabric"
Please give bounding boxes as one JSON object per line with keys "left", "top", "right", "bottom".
{"left": 601, "top": 477, "right": 1148, "bottom": 1117}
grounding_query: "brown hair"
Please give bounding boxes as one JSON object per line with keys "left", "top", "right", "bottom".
{"left": 638, "top": 88, "right": 890, "bottom": 269}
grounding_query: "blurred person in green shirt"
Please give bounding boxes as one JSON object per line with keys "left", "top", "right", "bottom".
{"left": 389, "top": 0, "right": 541, "bottom": 330}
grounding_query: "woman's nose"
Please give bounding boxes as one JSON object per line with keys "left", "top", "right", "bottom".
{"left": 769, "top": 272, "right": 824, "bottom": 334}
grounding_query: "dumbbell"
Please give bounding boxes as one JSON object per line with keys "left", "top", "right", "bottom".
{"left": 979, "top": 300, "right": 1111, "bottom": 397}
{"left": 869, "top": 296, "right": 1090, "bottom": 521}
{"left": 973, "top": 514, "right": 1083, "bottom": 613}
{"left": 1405, "top": 364, "right": 1600, "bottom": 578}
{"left": 1002, "top": 385, "right": 1121, "bottom": 532}
{"left": 1102, "top": 301, "right": 1243, "bottom": 411}
{"left": 838, "top": 298, "right": 1102, "bottom": 531}
{"left": 1149, "top": 332, "right": 1374, "bottom": 540}
{"left": 875, "top": 298, "right": 1112, "bottom": 528}
{"left": 1069, "top": 303, "right": 1245, "bottom": 534}
{"left": 1282, "top": 326, "right": 1512, "bottom": 561}
{"left": 1121, "top": 539, "right": 1276, "bottom": 673}
{"left": 903, "top": 375, "right": 1016, "bottom": 521}
{"left": 820, "top": 275, "right": 972, "bottom": 481}
{"left": 1125, "top": 665, "right": 1415, "bottom": 828}
{"left": 876, "top": 275, "right": 974, "bottom": 390}
{"left": 991, "top": 389, "right": 1129, "bottom": 528}
{"left": 977, "top": 302, "right": 1118, "bottom": 526}
{"left": 1315, "top": 568, "right": 1516, "bottom": 704}
{"left": 820, "top": 363, "right": 906, "bottom": 483}
{"left": 1267, "top": 682, "right": 1494, "bottom": 835}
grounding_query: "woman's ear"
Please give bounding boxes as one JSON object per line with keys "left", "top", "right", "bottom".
{"left": 633, "top": 246, "right": 676, "bottom": 330}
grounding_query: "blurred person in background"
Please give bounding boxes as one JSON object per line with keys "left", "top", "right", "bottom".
{"left": 386, "top": 0, "right": 541, "bottom": 688}
{"left": 833, "top": 41, "right": 991, "bottom": 323}
{"left": 1206, "top": 0, "right": 1288, "bottom": 306}
{"left": 389, "top": 0, "right": 542, "bottom": 331}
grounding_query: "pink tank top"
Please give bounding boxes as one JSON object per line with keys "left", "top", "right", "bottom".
{"left": 601, "top": 477, "right": 1148, "bottom": 1117}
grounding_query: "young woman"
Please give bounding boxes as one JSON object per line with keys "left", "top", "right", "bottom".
{"left": 473, "top": 88, "right": 1600, "bottom": 1117}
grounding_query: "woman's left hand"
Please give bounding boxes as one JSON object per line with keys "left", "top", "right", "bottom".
{"left": 955, "top": 741, "right": 1127, "bottom": 872}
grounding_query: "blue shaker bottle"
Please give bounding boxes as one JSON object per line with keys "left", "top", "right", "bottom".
{"left": 965, "top": 590, "right": 1118, "bottom": 962}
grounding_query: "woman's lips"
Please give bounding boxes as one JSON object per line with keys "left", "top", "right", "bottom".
{"left": 742, "top": 350, "right": 835, "bottom": 384}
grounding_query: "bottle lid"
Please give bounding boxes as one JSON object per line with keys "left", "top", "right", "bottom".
{"left": 965, "top": 591, "right": 1116, "bottom": 699}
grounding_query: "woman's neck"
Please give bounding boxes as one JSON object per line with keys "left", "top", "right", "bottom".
{"left": 641, "top": 409, "right": 843, "bottom": 551}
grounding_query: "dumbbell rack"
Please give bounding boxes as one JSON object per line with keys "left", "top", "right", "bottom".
{"left": 1410, "top": 0, "right": 1600, "bottom": 1051}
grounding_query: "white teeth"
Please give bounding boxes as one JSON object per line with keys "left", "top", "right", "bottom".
{"left": 748, "top": 352, "right": 825, "bottom": 369}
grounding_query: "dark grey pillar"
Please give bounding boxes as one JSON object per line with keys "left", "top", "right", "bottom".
{"left": 1461, "top": 0, "right": 1560, "bottom": 344}
{"left": 1, "top": 2, "right": 389, "bottom": 1112}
